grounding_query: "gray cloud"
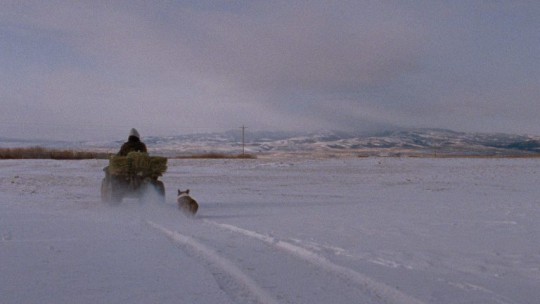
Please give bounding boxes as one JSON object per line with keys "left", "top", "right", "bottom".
{"left": 1, "top": 1, "right": 539, "bottom": 140}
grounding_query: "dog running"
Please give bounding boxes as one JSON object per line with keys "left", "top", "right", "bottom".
{"left": 177, "top": 189, "right": 199, "bottom": 216}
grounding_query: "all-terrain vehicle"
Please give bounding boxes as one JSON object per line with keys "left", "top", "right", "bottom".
{"left": 101, "top": 152, "right": 167, "bottom": 204}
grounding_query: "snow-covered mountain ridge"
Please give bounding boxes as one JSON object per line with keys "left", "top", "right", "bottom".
{"left": 2, "top": 128, "right": 540, "bottom": 157}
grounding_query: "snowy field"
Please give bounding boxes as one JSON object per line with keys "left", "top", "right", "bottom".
{"left": 1, "top": 158, "right": 539, "bottom": 304}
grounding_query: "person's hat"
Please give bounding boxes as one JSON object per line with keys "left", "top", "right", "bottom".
{"left": 129, "top": 128, "right": 140, "bottom": 139}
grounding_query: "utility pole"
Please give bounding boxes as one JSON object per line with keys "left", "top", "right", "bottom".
{"left": 240, "top": 125, "right": 247, "bottom": 155}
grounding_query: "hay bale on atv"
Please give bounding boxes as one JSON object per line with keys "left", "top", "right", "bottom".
{"left": 108, "top": 152, "right": 167, "bottom": 178}
{"left": 101, "top": 152, "right": 167, "bottom": 204}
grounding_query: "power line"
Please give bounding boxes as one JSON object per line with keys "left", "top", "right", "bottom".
{"left": 240, "top": 125, "right": 247, "bottom": 155}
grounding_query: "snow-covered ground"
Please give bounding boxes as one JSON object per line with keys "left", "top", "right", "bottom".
{"left": 1, "top": 158, "right": 539, "bottom": 304}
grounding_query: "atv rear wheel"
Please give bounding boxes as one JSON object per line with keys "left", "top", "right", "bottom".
{"left": 138, "top": 180, "right": 165, "bottom": 203}
{"left": 153, "top": 180, "right": 165, "bottom": 201}
{"left": 101, "top": 178, "right": 123, "bottom": 205}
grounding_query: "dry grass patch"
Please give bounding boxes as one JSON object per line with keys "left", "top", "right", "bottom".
{"left": 0, "top": 147, "right": 108, "bottom": 159}
{"left": 173, "top": 152, "right": 257, "bottom": 159}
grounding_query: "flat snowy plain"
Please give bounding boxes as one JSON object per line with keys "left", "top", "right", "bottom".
{"left": 1, "top": 157, "right": 539, "bottom": 304}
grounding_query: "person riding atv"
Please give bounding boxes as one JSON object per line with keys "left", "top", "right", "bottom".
{"left": 101, "top": 128, "right": 166, "bottom": 204}
{"left": 118, "top": 128, "right": 147, "bottom": 156}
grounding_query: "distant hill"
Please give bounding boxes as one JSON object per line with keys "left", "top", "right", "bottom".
{"left": 2, "top": 128, "right": 540, "bottom": 157}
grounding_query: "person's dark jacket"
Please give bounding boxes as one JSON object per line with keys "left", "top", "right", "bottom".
{"left": 117, "top": 136, "right": 147, "bottom": 156}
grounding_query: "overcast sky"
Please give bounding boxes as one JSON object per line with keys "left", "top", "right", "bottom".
{"left": 1, "top": 1, "right": 539, "bottom": 141}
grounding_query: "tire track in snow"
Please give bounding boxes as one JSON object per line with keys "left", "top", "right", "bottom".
{"left": 204, "top": 220, "right": 426, "bottom": 304}
{"left": 446, "top": 281, "right": 516, "bottom": 304}
{"left": 146, "top": 221, "right": 279, "bottom": 304}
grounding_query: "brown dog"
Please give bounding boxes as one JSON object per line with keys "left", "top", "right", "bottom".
{"left": 177, "top": 189, "right": 198, "bottom": 216}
